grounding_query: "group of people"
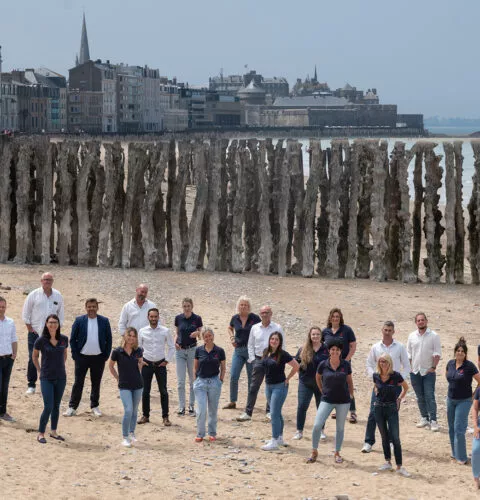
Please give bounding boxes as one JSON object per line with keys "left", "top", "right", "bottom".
{"left": 1, "top": 273, "right": 480, "bottom": 486}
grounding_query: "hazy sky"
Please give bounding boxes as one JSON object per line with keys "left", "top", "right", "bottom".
{"left": 1, "top": 0, "right": 479, "bottom": 117}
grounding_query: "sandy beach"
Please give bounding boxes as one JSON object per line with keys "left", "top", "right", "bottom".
{"left": 0, "top": 263, "right": 479, "bottom": 499}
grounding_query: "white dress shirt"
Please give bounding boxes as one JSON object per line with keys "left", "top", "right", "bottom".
{"left": 366, "top": 339, "right": 411, "bottom": 379}
{"left": 22, "top": 287, "right": 64, "bottom": 334}
{"left": 0, "top": 316, "right": 17, "bottom": 355}
{"left": 247, "top": 321, "right": 284, "bottom": 362}
{"left": 118, "top": 298, "right": 157, "bottom": 335}
{"left": 407, "top": 328, "right": 442, "bottom": 376}
{"left": 81, "top": 317, "right": 102, "bottom": 355}
{"left": 138, "top": 325, "right": 175, "bottom": 363}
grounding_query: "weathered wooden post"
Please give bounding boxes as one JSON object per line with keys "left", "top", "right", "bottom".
{"left": 345, "top": 140, "right": 361, "bottom": 279}
{"left": 41, "top": 142, "right": 56, "bottom": 265}
{"left": 0, "top": 139, "right": 16, "bottom": 263}
{"left": 468, "top": 141, "right": 480, "bottom": 284}
{"left": 257, "top": 140, "right": 273, "bottom": 275}
{"left": 454, "top": 141, "right": 465, "bottom": 283}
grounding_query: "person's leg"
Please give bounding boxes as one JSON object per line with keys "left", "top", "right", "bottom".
{"left": 175, "top": 350, "right": 187, "bottom": 410}
{"left": 89, "top": 356, "right": 106, "bottom": 409}
{"left": 39, "top": 379, "right": 54, "bottom": 434}
{"left": 69, "top": 355, "right": 89, "bottom": 409}
{"left": 155, "top": 365, "right": 169, "bottom": 419}
{"left": 422, "top": 372, "right": 437, "bottom": 422}
{"left": 312, "top": 401, "right": 334, "bottom": 449}
{"left": 194, "top": 378, "right": 207, "bottom": 438}
{"left": 27, "top": 332, "right": 39, "bottom": 388}
{"left": 186, "top": 348, "right": 196, "bottom": 408}
{"left": 363, "top": 389, "right": 377, "bottom": 446}
{"left": 386, "top": 405, "right": 402, "bottom": 467}
{"left": 277, "top": 384, "right": 288, "bottom": 437}
{"left": 410, "top": 372, "right": 428, "bottom": 419}
{"left": 333, "top": 403, "right": 350, "bottom": 452}
{"left": 50, "top": 379, "right": 67, "bottom": 432}
{"left": 207, "top": 377, "right": 222, "bottom": 437}
{"left": 0, "top": 357, "right": 14, "bottom": 414}
{"left": 119, "top": 389, "right": 134, "bottom": 438}
{"left": 229, "top": 349, "right": 243, "bottom": 404}
{"left": 453, "top": 398, "right": 472, "bottom": 463}
{"left": 141, "top": 363, "right": 154, "bottom": 418}
{"left": 245, "top": 359, "right": 265, "bottom": 416}
{"left": 446, "top": 397, "right": 456, "bottom": 458}
{"left": 268, "top": 384, "right": 283, "bottom": 439}
{"left": 472, "top": 434, "right": 480, "bottom": 479}
{"left": 265, "top": 383, "right": 273, "bottom": 434}
{"left": 129, "top": 388, "right": 143, "bottom": 436}
{"left": 243, "top": 349, "right": 253, "bottom": 393}
{"left": 296, "top": 381, "right": 314, "bottom": 432}
{"left": 374, "top": 405, "right": 391, "bottom": 462}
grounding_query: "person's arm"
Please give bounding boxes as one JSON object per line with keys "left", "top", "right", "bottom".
{"left": 366, "top": 347, "right": 376, "bottom": 378}
{"left": 105, "top": 319, "right": 113, "bottom": 359}
{"left": 70, "top": 319, "right": 80, "bottom": 360}
{"left": 118, "top": 305, "right": 128, "bottom": 336}
{"left": 315, "top": 372, "right": 322, "bottom": 393}
{"left": 219, "top": 359, "right": 226, "bottom": 382}
{"left": 406, "top": 335, "right": 412, "bottom": 361}
{"left": 137, "top": 356, "right": 144, "bottom": 373}
{"left": 347, "top": 373, "right": 354, "bottom": 399}
{"left": 64, "top": 344, "right": 68, "bottom": 363}
{"left": 398, "top": 380, "right": 409, "bottom": 401}
{"left": 174, "top": 324, "right": 181, "bottom": 350}
{"left": 345, "top": 341, "right": 356, "bottom": 362}
{"left": 32, "top": 348, "right": 41, "bottom": 373}
{"left": 247, "top": 326, "right": 256, "bottom": 362}
{"left": 11, "top": 341, "right": 18, "bottom": 360}
{"left": 109, "top": 359, "right": 119, "bottom": 382}
{"left": 57, "top": 294, "right": 65, "bottom": 327}
{"left": 10, "top": 322, "right": 18, "bottom": 360}
{"left": 22, "top": 293, "right": 35, "bottom": 332}
{"left": 472, "top": 399, "right": 480, "bottom": 439}
{"left": 472, "top": 372, "right": 480, "bottom": 395}
{"left": 285, "top": 358, "right": 300, "bottom": 385}
{"left": 194, "top": 358, "right": 199, "bottom": 381}
{"left": 399, "top": 345, "right": 411, "bottom": 379}
{"left": 427, "top": 334, "right": 441, "bottom": 373}
{"left": 228, "top": 325, "right": 236, "bottom": 347}
{"left": 164, "top": 330, "right": 176, "bottom": 365}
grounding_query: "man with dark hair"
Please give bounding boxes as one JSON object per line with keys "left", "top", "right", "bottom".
{"left": 64, "top": 298, "right": 112, "bottom": 417}
{"left": 0, "top": 297, "right": 17, "bottom": 422}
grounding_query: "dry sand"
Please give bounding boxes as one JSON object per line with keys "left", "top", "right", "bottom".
{"left": 0, "top": 263, "right": 479, "bottom": 499}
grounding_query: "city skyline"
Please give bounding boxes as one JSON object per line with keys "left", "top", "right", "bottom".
{"left": 1, "top": 0, "right": 479, "bottom": 118}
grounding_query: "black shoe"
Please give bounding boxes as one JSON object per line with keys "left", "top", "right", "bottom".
{"left": 177, "top": 408, "right": 185, "bottom": 416}
{"left": 188, "top": 406, "right": 195, "bottom": 416}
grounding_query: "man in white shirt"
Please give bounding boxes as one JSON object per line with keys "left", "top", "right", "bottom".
{"left": 237, "top": 305, "right": 284, "bottom": 422}
{"left": 138, "top": 308, "right": 175, "bottom": 426}
{"left": 407, "top": 312, "right": 441, "bottom": 431}
{"left": 118, "top": 284, "right": 157, "bottom": 335}
{"left": 64, "top": 298, "right": 112, "bottom": 417}
{"left": 22, "top": 272, "right": 64, "bottom": 395}
{"left": 361, "top": 320, "right": 410, "bottom": 452}
{"left": 0, "top": 297, "right": 17, "bottom": 422}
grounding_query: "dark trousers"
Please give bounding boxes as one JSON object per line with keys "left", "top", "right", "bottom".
{"left": 245, "top": 358, "right": 270, "bottom": 416}
{"left": 39, "top": 378, "right": 67, "bottom": 433}
{"left": 365, "top": 386, "right": 402, "bottom": 445}
{"left": 142, "top": 362, "right": 169, "bottom": 418}
{"left": 69, "top": 354, "right": 106, "bottom": 409}
{"left": 374, "top": 403, "right": 402, "bottom": 466}
{"left": 27, "top": 331, "right": 39, "bottom": 388}
{"left": 296, "top": 379, "right": 321, "bottom": 431}
{"left": 0, "top": 356, "right": 14, "bottom": 414}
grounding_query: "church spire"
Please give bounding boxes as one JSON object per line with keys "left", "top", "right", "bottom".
{"left": 78, "top": 13, "right": 90, "bottom": 66}
{"left": 313, "top": 65, "right": 318, "bottom": 83}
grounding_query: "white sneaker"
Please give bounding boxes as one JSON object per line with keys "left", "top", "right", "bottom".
{"left": 26, "top": 387, "right": 36, "bottom": 395}
{"left": 292, "top": 431, "right": 303, "bottom": 440}
{"left": 361, "top": 443, "right": 372, "bottom": 453}
{"left": 416, "top": 417, "right": 429, "bottom": 428}
{"left": 261, "top": 439, "right": 279, "bottom": 451}
{"left": 378, "top": 462, "right": 393, "bottom": 471}
{"left": 430, "top": 420, "right": 439, "bottom": 432}
{"left": 129, "top": 433, "right": 137, "bottom": 443}
{"left": 91, "top": 407, "right": 102, "bottom": 417}
{"left": 63, "top": 407, "right": 77, "bottom": 417}
{"left": 265, "top": 413, "right": 272, "bottom": 422}
{"left": 396, "top": 467, "right": 411, "bottom": 477}
{"left": 121, "top": 438, "right": 132, "bottom": 448}
{"left": 320, "top": 431, "right": 327, "bottom": 441}
{"left": 236, "top": 412, "right": 252, "bottom": 422}
{"left": 277, "top": 436, "right": 287, "bottom": 447}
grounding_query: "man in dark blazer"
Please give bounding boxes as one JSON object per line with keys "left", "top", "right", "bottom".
{"left": 64, "top": 298, "right": 112, "bottom": 417}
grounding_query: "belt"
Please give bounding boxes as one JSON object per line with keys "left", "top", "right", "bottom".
{"left": 180, "top": 344, "right": 197, "bottom": 350}
{"left": 144, "top": 358, "right": 166, "bottom": 366}
{"left": 255, "top": 355, "right": 262, "bottom": 360}
{"left": 235, "top": 343, "right": 247, "bottom": 348}
{"left": 0, "top": 354, "right": 12, "bottom": 359}
{"left": 374, "top": 401, "right": 397, "bottom": 407}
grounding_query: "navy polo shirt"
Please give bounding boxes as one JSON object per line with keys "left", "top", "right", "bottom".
{"left": 373, "top": 371, "right": 404, "bottom": 403}
{"left": 322, "top": 325, "right": 356, "bottom": 359}
{"left": 34, "top": 335, "right": 69, "bottom": 380}
{"left": 230, "top": 313, "right": 261, "bottom": 347}
{"left": 195, "top": 344, "right": 226, "bottom": 378}
{"left": 111, "top": 347, "right": 144, "bottom": 390}
{"left": 475, "top": 387, "right": 480, "bottom": 401}
{"left": 263, "top": 350, "right": 294, "bottom": 385}
{"left": 317, "top": 359, "right": 352, "bottom": 404}
{"left": 296, "top": 345, "right": 329, "bottom": 385}
{"left": 446, "top": 359, "right": 478, "bottom": 400}
{"left": 175, "top": 313, "right": 203, "bottom": 348}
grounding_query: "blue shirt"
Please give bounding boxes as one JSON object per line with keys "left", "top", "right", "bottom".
{"left": 446, "top": 359, "right": 478, "bottom": 400}
{"left": 317, "top": 359, "right": 352, "bottom": 404}
{"left": 111, "top": 347, "right": 144, "bottom": 390}
{"left": 195, "top": 344, "right": 226, "bottom": 378}
{"left": 175, "top": 313, "right": 203, "bottom": 348}
{"left": 321, "top": 324, "right": 356, "bottom": 359}
{"left": 296, "top": 345, "right": 329, "bottom": 385}
{"left": 230, "top": 313, "right": 261, "bottom": 347}
{"left": 263, "top": 350, "right": 294, "bottom": 385}
{"left": 34, "top": 335, "right": 69, "bottom": 381}
{"left": 373, "top": 371, "right": 404, "bottom": 403}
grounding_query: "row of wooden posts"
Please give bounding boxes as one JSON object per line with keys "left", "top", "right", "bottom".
{"left": 1, "top": 136, "right": 480, "bottom": 284}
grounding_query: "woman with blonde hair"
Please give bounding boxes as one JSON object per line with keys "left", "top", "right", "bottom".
{"left": 373, "top": 353, "right": 409, "bottom": 476}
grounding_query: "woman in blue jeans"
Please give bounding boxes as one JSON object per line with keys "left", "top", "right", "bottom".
{"left": 32, "top": 314, "right": 68, "bottom": 444}
{"left": 109, "top": 327, "right": 144, "bottom": 447}
{"left": 193, "top": 328, "right": 226, "bottom": 442}
{"left": 373, "top": 353, "right": 410, "bottom": 476}
{"left": 471, "top": 387, "right": 480, "bottom": 489}
{"left": 308, "top": 338, "right": 354, "bottom": 464}
{"left": 293, "top": 326, "right": 328, "bottom": 440}
{"left": 261, "top": 332, "right": 299, "bottom": 451}
{"left": 223, "top": 296, "right": 260, "bottom": 410}
{"left": 446, "top": 337, "right": 480, "bottom": 464}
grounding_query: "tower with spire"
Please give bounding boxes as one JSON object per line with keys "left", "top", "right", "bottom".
{"left": 313, "top": 65, "right": 318, "bottom": 84}
{"left": 76, "top": 13, "right": 90, "bottom": 66}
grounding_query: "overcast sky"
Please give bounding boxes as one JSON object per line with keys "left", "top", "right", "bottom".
{"left": 1, "top": 0, "right": 478, "bottom": 117}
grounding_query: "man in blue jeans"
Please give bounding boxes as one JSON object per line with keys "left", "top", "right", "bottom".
{"left": 407, "top": 313, "right": 441, "bottom": 432}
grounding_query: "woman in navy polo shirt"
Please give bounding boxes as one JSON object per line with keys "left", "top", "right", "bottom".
{"left": 471, "top": 387, "right": 480, "bottom": 488}
{"left": 223, "top": 296, "right": 260, "bottom": 410}
{"left": 322, "top": 308, "right": 357, "bottom": 423}
{"left": 373, "top": 353, "right": 410, "bottom": 476}
{"left": 175, "top": 298, "right": 203, "bottom": 416}
{"left": 109, "top": 327, "right": 144, "bottom": 447}
{"left": 293, "top": 326, "right": 328, "bottom": 440}
{"left": 446, "top": 337, "right": 480, "bottom": 465}
{"left": 308, "top": 338, "right": 353, "bottom": 464}
{"left": 261, "top": 332, "right": 299, "bottom": 451}
{"left": 32, "top": 314, "right": 68, "bottom": 444}
{"left": 193, "top": 328, "right": 226, "bottom": 442}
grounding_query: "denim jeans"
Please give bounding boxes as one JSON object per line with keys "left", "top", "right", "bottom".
{"left": 176, "top": 347, "right": 196, "bottom": 409}
{"left": 39, "top": 378, "right": 67, "bottom": 433}
{"left": 141, "top": 362, "right": 169, "bottom": 418}
{"left": 473, "top": 417, "right": 480, "bottom": 479}
{"left": 312, "top": 401, "right": 350, "bottom": 450}
{"left": 446, "top": 397, "right": 472, "bottom": 463}
{"left": 193, "top": 376, "right": 222, "bottom": 438}
{"left": 245, "top": 358, "right": 270, "bottom": 416}
{"left": 410, "top": 371, "right": 437, "bottom": 421}
{"left": 365, "top": 386, "right": 402, "bottom": 446}
{"left": 119, "top": 388, "right": 143, "bottom": 438}
{"left": 296, "top": 380, "right": 321, "bottom": 431}
{"left": 0, "top": 356, "right": 14, "bottom": 414}
{"left": 229, "top": 346, "right": 252, "bottom": 403}
{"left": 266, "top": 382, "right": 289, "bottom": 439}
{"left": 27, "top": 331, "right": 39, "bottom": 388}
{"left": 374, "top": 402, "right": 402, "bottom": 466}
